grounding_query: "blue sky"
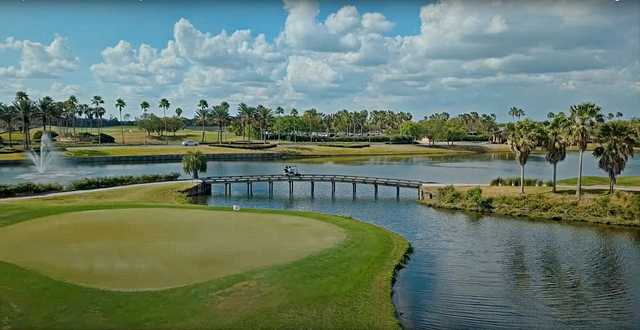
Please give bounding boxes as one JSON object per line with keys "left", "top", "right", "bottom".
{"left": 0, "top": 0, "right": 638, "bottom": 120}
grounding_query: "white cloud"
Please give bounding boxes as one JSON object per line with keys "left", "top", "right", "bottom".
{"left": 361, "top": 13, "right": 394, "bottom": 34}
{"left": 82, "top": 0, "right": 639, "bottom": 119}
{"left": 0, "top": 35, "right": 79, "bottom": 78}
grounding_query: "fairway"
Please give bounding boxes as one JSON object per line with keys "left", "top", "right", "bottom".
{"left": 0, "top": 208, "right": 345, "bottom": 291}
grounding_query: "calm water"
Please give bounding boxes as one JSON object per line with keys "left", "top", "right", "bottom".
{"left": 2, "top": 153, "right": 640, "bottom": 328}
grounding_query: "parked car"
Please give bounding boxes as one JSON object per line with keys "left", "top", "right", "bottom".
{"left": 181, "top": 140, "right": 199, "bottom": 146}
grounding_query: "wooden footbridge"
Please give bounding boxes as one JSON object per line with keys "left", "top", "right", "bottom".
{"left": 189, "top": 174, "right": 437, "bottom": 199}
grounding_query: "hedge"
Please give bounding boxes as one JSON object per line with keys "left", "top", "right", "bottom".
{"left": 70, "top": 173, "right": 181, "bottom": 190}
{"left": 0, "top": 182, "right": 64, "bottom": 198}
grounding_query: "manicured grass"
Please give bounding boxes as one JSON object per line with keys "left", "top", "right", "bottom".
{"left": 558, "top": 176, "right": 640, "bottom": 187}
{"left": 0, "top": 151, "right": 25, "bottom": 161}
{"left": 0, "top": 208, "right": 344, "bottom": 291}
{"left": 274, "top": 143, "right": 471, "bottom": 157}
{"left": 65, "top": 145, "right": 268, "bottom": 157}
{"left": 0, "top": 183, "right": 408, "bottom": 329}
{"left": 422, "top": 185, "right": 640, "bottom": 226}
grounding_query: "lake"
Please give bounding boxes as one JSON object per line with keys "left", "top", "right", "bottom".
{"left": 1, "top": 152, "right": 639, "bottom": 328}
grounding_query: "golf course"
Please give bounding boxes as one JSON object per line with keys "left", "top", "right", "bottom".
{"left": 0, "top": 183, "right": 409, "bottom": 329}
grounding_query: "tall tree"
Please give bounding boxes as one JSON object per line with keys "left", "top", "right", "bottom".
{"left": 593, "top": 121, "right": 636, "bottom": 193}
{"left": 91, "top": 96, "right": 105, "bottom": 144}
{"left": 159, "top": 98, "right": 170, "bottom": 144}
{"left": 175, "top": 107, "right": 183, "bottom": 118}
{"left": 506, "top": 119, "right": 542, "bottom": 194}
{"left": 139, "top": 101, "right": 150, "bottom": 145}
{"left": 212, "top": 102, "right": 230, "bottom": 143}
{"left": 0, "top": 103, "right": 18, "bottom": 147}
{"left": 256, "top": 105, "right": 273, "bottom": 142}
{"left": 197, "top": 99, "right": 209, "bottom": 143}
{"left": 64, "top": 95, "right": 78, "bottom": 139}
{"left": 37, "top": 96, "right": 55, "bottom": 133}
{"left": 115, "top": 98, "right": 127, "bottom": 144}
{"left": 544, "top": 112, "right": 568, "bottom": 192}
{"left": 567, "top": 102, "right": 603, "bottom": 199}
{"left": 508, "top": 106, "right": 525, "bottom": 121}
{"left": 14, "top": 91, "right": 34, "bottom": 149}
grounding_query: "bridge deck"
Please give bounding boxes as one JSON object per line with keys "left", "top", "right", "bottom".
{"left": 203, "top": 174, "right": 433, "bottom": 188}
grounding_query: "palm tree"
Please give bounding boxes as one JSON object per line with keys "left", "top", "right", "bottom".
{"left": 64, "top": 95, "right": 78, "bottom": 139}
{"left": 256, "top": 105, "right": 273, "bottom": 142}
{"left": 567, "top": 102, "right": 603, "bottom": 199}
{"left": 159, "top": 98, "right": 170, "bottom": 144}
{"left": 593, "top": 121, "right": 636, "bottom": 193}
{"left": 212, "top": 102, "right": 230, "bottom": 143}
{"left": 140, "top": 101, "right": 150, "bottom": 144}
{"left": 37, "top": 96, "right": 55, "bottom": 133}
{"left": 115, "top": 98, "right": 127, "bottom": 144}
{"left": 506, "top": 119, "right": 542, "bottom": 194}
{"left": 544, "top": 112, "right": 568, "bottom": 192}
{"left": 13, "top": 91, "right": 34, "bottom": 149}
{"left": 90, "top": 96, "right": 104, "bottom": 143}
{"left": 0, "top": 103, "right": 18, "bottom": 148}
{"left": 182, "top": 151, "right": 207, "bottom": 179}
{"left": 197, "top": 99, "right": 209, "bottom": 143}
{"left": 175, "top": 107, "right": 183, "bottom": 118}
{"left": 508, "top": 107, "right": 525, "bottom": 121}
{"left": 238, "top": 103, "right": 251, "bottom": 140}
{"left": 95, "top": 106, "right": 106, "bottom": 144}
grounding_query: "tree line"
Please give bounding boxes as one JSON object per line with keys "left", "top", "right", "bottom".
{"left": 504, "top": 103, "right": 638, "bottom": 197}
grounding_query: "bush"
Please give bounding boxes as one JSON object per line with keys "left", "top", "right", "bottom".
{"left": 463, "top": 187, "right": 491, "bottom": 210}
{"left": 387, "top": 135, "right": 416, "bottom": 144}
{"left": 438, "top": 185, "right": 461, "bottom": 204}
{"left": 70, "top": 173, "right": 180, "bottom": 190}
{"left": 0, "top": 182, "right": 63, "bottom": 198}
{"left": 73, "top": 132, "right": 115, "bottom": 143}
{"left": 33, "top": 130, "right": 59, "bottom": 141}
{"left": 490, "top": 176, "right": 547, "bottom": 187}
{"left": 98, "top": 133, "right": 115, "bottom": 143}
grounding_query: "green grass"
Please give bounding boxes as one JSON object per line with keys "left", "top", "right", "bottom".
{"left": 0, "top": 183, "right": 408, "bottom": 329}
{"left": 422, "top": 185, "right": 640, "bottom": 226}
{"left": 558, "top": 176, "right": 640, "bottom": 187}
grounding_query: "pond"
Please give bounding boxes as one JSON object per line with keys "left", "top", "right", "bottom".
{"left": 1, "top": 152, "right": 639, "bottom": 328}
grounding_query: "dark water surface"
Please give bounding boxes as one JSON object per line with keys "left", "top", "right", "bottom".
{"left": 2, "top": 153, "right": 640, "bottom": 328}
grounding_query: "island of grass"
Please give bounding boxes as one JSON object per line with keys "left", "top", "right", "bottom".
{"left": 0, "top": 183, "right": 409, "bottom": 329}
{"left": 557, "top": 176, "right": 640, "bottom": 187}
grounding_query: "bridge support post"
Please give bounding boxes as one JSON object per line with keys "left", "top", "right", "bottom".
{"left": 374, "top": 183, "right": 378, "bottom": 199}
{"left": 268, "top": 180, "right": 273, "bottom": 199}
{"left": 310, "top": 181, "right": 315, "bottom": 198}
{"left": 289, "top": 180, "right": 293, "bottom": 199}
{"left": 352, "top": 182, "right": 357, "bottom": 200}
{"left": 331, "top": 180, "right": 336, "bottom": 199}
{"left": 223, "top": 182, "right": 228, "bottom": 196}
{"left": 246, "top": 182, "right": 253, "bottom": 198}
{"left": 396, "top": 185, "right": 400, "bottom": 200}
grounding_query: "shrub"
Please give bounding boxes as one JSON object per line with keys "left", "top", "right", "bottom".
{"left": 438, "top": 185, "right": 461, "bottom": 204}
{"left": 490, "top": 176, "right": 545, "bottom": 187}
{"left": 0, "top": 182, "right": 64, "bottom": 198}
{"left": 462, "top": 187, "right": 492, "bottom": 210}
{"left": 33, "top": 130, "right": 59, "bottom": 141}
{"left": 70, "top": 173, "right": 180, "bottom": 190}
{"left": 387, "top": 135, "right": 416, "bottom": 144}
{"left": 98, "top": 133, "right": 115, "bottom": 143}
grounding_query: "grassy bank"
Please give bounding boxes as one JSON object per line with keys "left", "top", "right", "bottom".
{"left": 421, "top": 185, "right": 640, "bottom": 226}
{"left": 0, "top": 183, "right": 409, "bottom": 329}
{"left": 558, "top": 176, "right": 640, "bottom": 187}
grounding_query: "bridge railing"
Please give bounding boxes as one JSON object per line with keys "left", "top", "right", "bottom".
{"left": 203, "top": 174, "right": 431, "bottom": 184}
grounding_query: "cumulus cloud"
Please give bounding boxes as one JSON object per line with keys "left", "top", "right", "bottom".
{"left": 84, "top": 0, "right": 639, "bottom": 119}
{"left": 0, "top": 35, "right": 79, "bottom": 78}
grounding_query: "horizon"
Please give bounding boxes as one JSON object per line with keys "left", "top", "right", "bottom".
{"left": 1, "top": 0, "right": 638, "bottom": 120}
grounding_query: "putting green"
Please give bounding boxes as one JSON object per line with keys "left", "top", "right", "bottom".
{"left": 0, "top": 208, "right": 345, "bottom": 291}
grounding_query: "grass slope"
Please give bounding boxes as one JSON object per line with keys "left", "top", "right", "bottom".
{"left": 0, "top": 183, "right": 408, "bottom": 329}
{"left": 558, "top": 176, "right": 640, "bottom": 187}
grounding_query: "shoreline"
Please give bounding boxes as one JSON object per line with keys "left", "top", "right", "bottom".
{"left": 420, "top": 185, "right": 640, "bottom": 227}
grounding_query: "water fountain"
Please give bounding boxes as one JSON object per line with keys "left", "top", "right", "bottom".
{"left": 28, "top": 134, "right": 55, "bottom": 174}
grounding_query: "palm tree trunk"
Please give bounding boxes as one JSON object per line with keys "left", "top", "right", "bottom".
{"left": 98, "top": 117, "right": 101, "bottom": 145}
{"left": 520, "top": 164, "right": 525, "bottom": 194}
{"left": 120, "top": 112, "right": 125, "bottom": 145}
{"left": 576, "top": 149, "right": 584, "bottom": 199}
{"left": 163, "top": 109, "right": 167, "bottom": 145}
{"left": 202, "top": 120, "right": 205, "bottom": 143}
{"left": 552, "top": 162, "right": 557, "bottom": 193}
{"left": 609, "top": 171, "right": 615, "bottom": 194}
{"left": 8, "top": 124, "right": 12, "bottom": 148}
